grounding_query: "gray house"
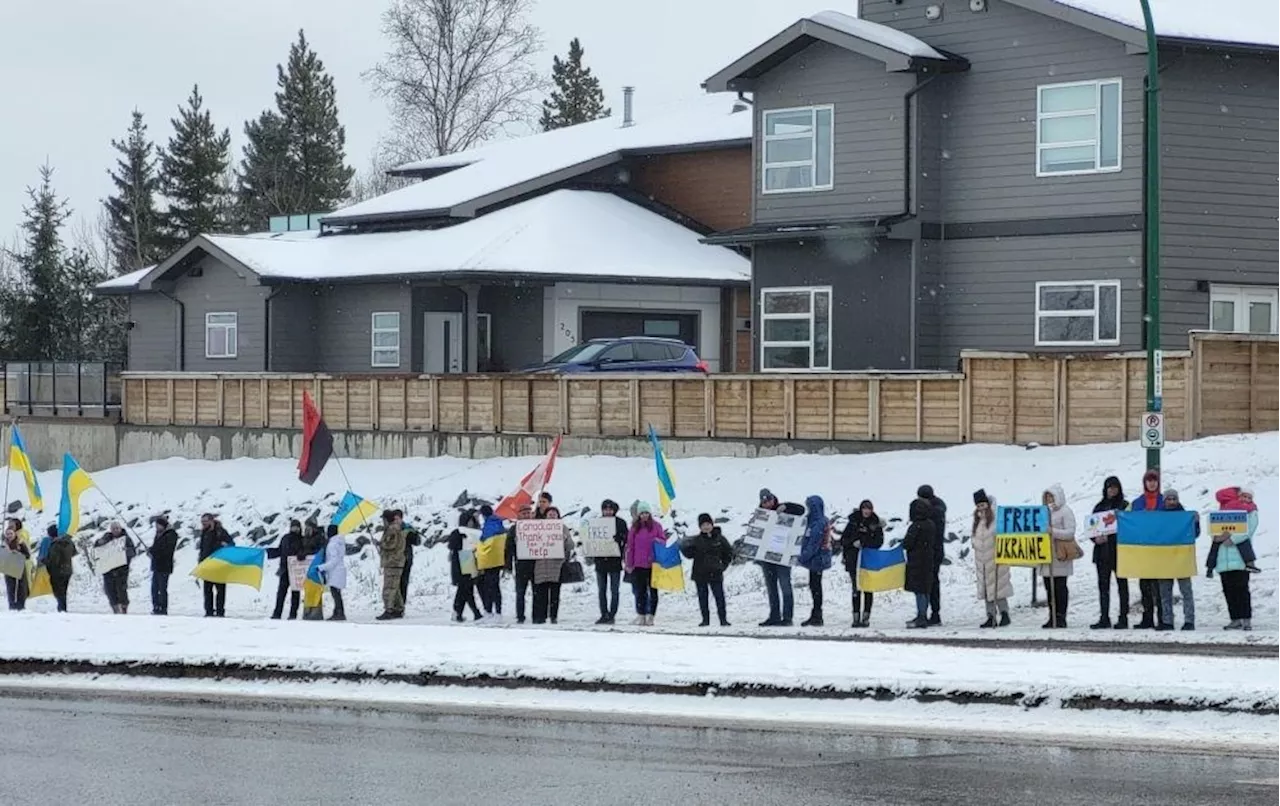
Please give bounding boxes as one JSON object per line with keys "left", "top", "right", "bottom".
{"left": 703, "top": 1, "right": 1278, "bottom": 371}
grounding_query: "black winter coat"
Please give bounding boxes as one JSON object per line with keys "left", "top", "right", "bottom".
{"left": 149, "top": 528, "right": 179, "bottom": 574}
{"left": 681, "top": 528, "right": 735, "bottom": 582}
{"left": 921, "top": 495, "right": 947, "bottom": 562}
{"left": 198, "top": 525, "right": 233, "bottom": 561}
{"left": 404, "top": 528, "right": 422, "bottom": 564}
{"left": 903, "top": 499, "right": 937, "bottom": 594}
{"left": 1091, "top": 475, "right": 1128, "bottom": 567}
{"left": 505, "top": 523, "right": 534, "bottom": 577}
{"left": 447, "top": 529, "right": 470, "bottom": 586}
{"left": 594, "top": 516, "right": 628, "bottom": 574}
{"left": 267, "top": 530, "right": 304, "bottom": 576}
{"left": 840, "top": 511, "right": 885, "bottom": 574}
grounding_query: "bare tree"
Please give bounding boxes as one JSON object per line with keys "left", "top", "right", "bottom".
{"left": 346, "top": 150, "right": 417, "bottom": 204}
{"left": 365, "top": 0, "right": 547, "bottom": 164}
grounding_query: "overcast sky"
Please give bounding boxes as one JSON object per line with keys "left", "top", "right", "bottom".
{"left": 0, "top": 0, "right": 841, "bottom": 245}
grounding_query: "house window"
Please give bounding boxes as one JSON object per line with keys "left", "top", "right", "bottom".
{"left": 1210, "top": 285, "right": 1279, "bottom": 334}
{"left": 1036, "top": 79, "right": 1121, "bottom": 176}
{"left": 371, "top": 311, "right": 401, "bottom": 367}
{"left": 204, "top": 313, "right": 238, "bottom": 358}
{"left": 1035, "top": 281, "right": 1121, "bottom": 346}
{"left": 762, "top": 106, "right": 834, "bottom": 193}
{"left": 760, "top": 287, "right": 832, "bottom": 371}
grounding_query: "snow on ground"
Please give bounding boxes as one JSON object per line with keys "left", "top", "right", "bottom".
{"left": 2, "top": 432, "right": 1276, "bottom": 636}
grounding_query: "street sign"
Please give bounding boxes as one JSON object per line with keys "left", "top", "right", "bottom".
{"left": 1153, "top": 349, "right": 1164, "bottom": 397}
{"left": 1140, "top": 411, "right": 1164, "bottom": 449}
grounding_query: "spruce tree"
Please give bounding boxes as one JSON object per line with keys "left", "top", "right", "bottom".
{"left": 103, "top": 110, "right": 164, "bottom": 272}
{"left": 539, "top": 38, "right": 610, "bottom": 131}
{"left": 235, "top": 110, "right": 295, "bottom": 230}
{"left": 160, "top": 85, "right": 232, "bottom": 249}
{"left": 1, "top": 165, "right": 75, "bottom": 359}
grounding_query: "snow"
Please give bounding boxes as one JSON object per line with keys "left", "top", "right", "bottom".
{"left": 329, "top": 93, "right": 752, "bottom": 222}
{"left": 807, "top": 11, "right": 949, "bottom": 59}
{"left": 96, "top": 265, "right": 153, "bottom": 291}
{"left": 1054, "top": 0, "right": 1279, "bottom": 48}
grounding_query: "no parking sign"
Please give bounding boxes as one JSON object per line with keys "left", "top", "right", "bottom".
{"left": 1140, "top": 411, "right": 1164, "bottom": 449}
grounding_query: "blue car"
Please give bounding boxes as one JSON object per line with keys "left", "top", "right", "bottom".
{"left": 524, "top": 337, "right": 709, "bottom": 374}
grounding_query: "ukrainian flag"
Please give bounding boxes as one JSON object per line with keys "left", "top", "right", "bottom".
{"left": 1116, "top": 510, "right": 1198, "bottom": 579}
{"left": 333, "top": 491, "right": 378, "bottom": 535}
{"left": 56, "top": 453, "right": 93, "bottom": 536}
{"left": 857, "top": 546, "right": 907, "bottom": 593}
{"left": 650, "top": 537, "right": 685, "bottom": 592}
{"left": 192, "top": 546, "right": 266, "bottom": 589}
{"left": 476, "top": 514, "right": 507, "bottom": 571}
{"left": 8, "top": 426, "right": 43, "bottom": 510}
{"left": 303, "top": 549, "right": 326, "bottom": 609}
{"left": 648, "top": 425, "right": 677, "bottom": 515}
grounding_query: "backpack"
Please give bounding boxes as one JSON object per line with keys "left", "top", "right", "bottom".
{"left": 46, "top": 539, "right": 75, "bottom": 577}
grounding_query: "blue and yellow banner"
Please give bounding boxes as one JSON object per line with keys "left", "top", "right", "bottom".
{"left": 303, "top": 550, "right": 326, "bottom": 608}
{"left": 650, "top": 537, "right": 684, "bottom": 592}
{"left": 56, "top": 453, "right": 93, "bottom": 536}
{"left": 995, "top": 505, "right": 1053, "bottom": 566}
{"left": 1116, "top": 510, "right": 1198, "bottom": 580}
{"left": 476, "top": 515, "right": 507, "bottom": 571}
{"left": 1208, "top": 511, "right": 1248, "bottom": 538}
{"left": 857, "top": 546, "right": 906, "bottom": 592}
{"left": 8, "top": 426, "right": 43, "bottom": 511}
{"left": 192, "top": 546, "right": 265, "bottom": 590}
{"left": 333, "top": 491, "right": 378, "bottom": 535}
{"left": 648, "top": 425, "right": 677, "bottom": 516}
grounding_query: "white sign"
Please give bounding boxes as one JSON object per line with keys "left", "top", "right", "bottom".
{"left": 580, "top": 518, "right": 622, "bottom": 558}
{"left": 1083, "top": 510, "right": 1119, "bottom": 543}
{"left": 516, "top": 519, "right": 566, "bottom": 560}
{"left": 287, "top": 556, "right": 313, "bottom": 591}
{"left": 1153, "top": 349, "right": 1164, "bottom": 397}
{"left": 90, "top": 540, "right": 128, "bottom": 574}
{"left": 0, "top": 547, "right": 26, "bottom": 580}
{"left": 738, "top": 508, "right": 805, "bottom": 567}
{"left": 1140, "top": 411, "right": 1165, "bottom": 449}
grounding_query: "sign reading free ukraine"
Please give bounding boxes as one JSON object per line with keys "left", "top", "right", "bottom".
{"left": 994, "top": 505, "right": 1053, "bottom": 566}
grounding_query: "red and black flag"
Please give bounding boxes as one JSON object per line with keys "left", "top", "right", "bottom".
{"left": 297, "top": 390, "right": 333, "bottom": 485}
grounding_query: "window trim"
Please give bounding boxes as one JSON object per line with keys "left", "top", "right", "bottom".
{"left": 759, "top": 285, "right": 833, "bottom": 372}
{"left": 760, "top": 104, "right": 835, "bottom": 195}
{"left": 1209, "top": 284, "right": 1279, "bottom": 334}
{"left": 1035, "top": 78, "right": 1123, "bottom": 178}
{"left": 370, "top": 311, "right": 401, "bottom": 368}
{"left": 204, "top": 312, "right": 238, "bottom": 359}
{"left": 1034, "top": 280, "right": 1122, "bottom": 347}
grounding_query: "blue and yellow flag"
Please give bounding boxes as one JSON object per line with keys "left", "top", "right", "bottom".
{"left": 476, "top": 514, "right": 507, "bottom": 571}
{"left": 1116, "top": 510, "right": 1198, "bottom": 580}
{"left": 303, "top": 549, "right": 326, "bottom": 609}
{"left": 8, "top": 426, "right": 43, "bottom": 511}
{"left": 333, "top": 491, "right": 378, "bottom": 535}
{"left": 56, "top": 453, "right": 93, "bottom": 536}
{"left": 192, "top": 546, "right": 265, "bottom": 590}
{"left": 648, "top": 425, "right": 677, "bottom": 516}
{"left": 857, "top": 546, "right": 906, "bottom": 593}
{"left": 650, "top": 536, "right": 685, "bottom": 592}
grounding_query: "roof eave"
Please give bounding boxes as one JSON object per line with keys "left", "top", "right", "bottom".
{"left": 134, "top": 235, "right": 265, "bottom": 292}
{"left": 260, "top": 270, "right": 750, "bottom": 288}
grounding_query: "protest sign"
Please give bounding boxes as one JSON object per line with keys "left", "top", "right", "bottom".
{"left": 286, "top": 556, "right": 312, "bottom": 591}
{"left": 1208, "top": 511, "right": 1248, "bottom": 538}
{"left": 90, "top": 540, "right": 128, "bottom": 574}
{"left": 0, "top": 547, "right": 25, "bottom": 580}
{"left": 516, "top": 519, "right": 566, "bottom": 560}
{"left": 580, "top": 518, "right": 622, "bottom": 558}
{"left": 995, "top": 505, "right": 1052, "bottom": 567}
{"left": 1083, "top": 510, "right": 1118, "bottom": 543}
{"left": 737, "top": 508, "right": 805, "bottom": 566}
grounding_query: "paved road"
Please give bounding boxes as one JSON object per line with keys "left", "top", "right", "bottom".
{"left": 2, "top": 695, "right": 1274, "bottom": 805}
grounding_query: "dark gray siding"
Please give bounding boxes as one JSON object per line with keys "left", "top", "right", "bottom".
{"left": 409, "top": 285, "right": 464, "bottom": 372}
{"left": 267, "top": 286, "right": 318, "bottom": 371}
{"left": 913, "top": 80, "right": 946, "bottom": 221}
{"left": 315, "top": 282, "right": 413, "bottom": 373}
{"left": 176, "top": 254, "right": 269, "bottom": 372}
{"left": 126, "top": 293, "right": 179, "bottom": 371}
{"left": 480, "top": 285, "right": 545, "bottom": 371}
{"left": 754, "top": 238, "right": 912, "bottom": 370}
{"left": 914, "top": 238, "right": 946, "bottom": 368}
{"left": 1159, "top": 50, "right": 1279, "bottom": 344}
{"left": 752, "top": 41, "right": 915, "bottom": 224}
{"left": 861, "top": 0, "right": 1146, "bottom": 223}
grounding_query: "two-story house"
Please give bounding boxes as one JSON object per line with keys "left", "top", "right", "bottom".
{"left": 703, "top": 0, "right": 1278, "bottom": 372}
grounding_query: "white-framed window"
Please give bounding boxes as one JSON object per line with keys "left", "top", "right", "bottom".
{"left": 760, "top": 286, "right": 832, "bottom": 371}
{"left": 204, "top": 312, "right": 238, "bottom": 358}
{"left": 762, "top": 105, "right": 834, "bottom": 193}
{"left": 1036, "top": 78, "right": 1122, "bottom": 176}
{"left": 1210, "top": 284, "right": 1279, "bottom": 334}
{"left": 371, "top": 311, "right": 401, "bottom": 367}
{"left": 1034, "top": 281, "right": 1121, "bottom": 346}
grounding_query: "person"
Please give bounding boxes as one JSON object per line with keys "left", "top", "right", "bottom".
{"left": 400, "top": 510, "right": 421, "bottom": 606}
{"left": 535, "top": 491, "right": 554, "bottom": 519}
{"left": 756, "top": 489, "right": 801, "bottom": 627}
{"left": 1212, "top": 486, "right": 1257, "bottom": 630}
{"left": 971, "top": 489, "right": 1011, "bottom": 628}
{"left": 1205, "top": 487, "right": 1260, "bottom": 575}
{"left": 903, "top": 498, "right": 936, "bottom": 629}
{"left": 531, "top": 506, "right": 573, "bottom": 625}
{"left": 476, "top": 504, "right": 506, "bottom": 616}
{"left": 1130, "top": 470, "right": 1165, "bottom": 629}
{"left": 3, "top": 519, "right": 31, "bottom": 611}
{"left": 318, "top": 524, "right": 347, "bottom": 621}
{"left": 594, "top": 499, "right": 628, "bottom": 624}
{"left": 95, "top": 522, "right": 135, "bottom": 615}
{"left": 376, "top": 509, "right": 407, "bottom": 621}
{"left": 624, "top": 501, "right": 665, "bottom": 626}
{"left": 682, "top": 513, "right": 734, "bottom": 627}
{"left": 269, "top": 520, "right": 305, "bottom": 620}
{"left": 506, "top": 503, "right": 537, "bottom": 623}
{"left": 1156, "top": 489, "right": 1198, "bottom": 631}
{"left": 148, "top": 516, "right": 178, "bottom": 616}
{"left": 916, "top": 485, "right": 948, "bottom": 625}
{"left": 198, "top": 513, "right": 234, "bottom": 617}
{"left": 1089, "top": 476, "right": 1130, "bottom": 629}
{"left": 43, "top": 525, "right": 76, "bottom": 613}
{"left": 798, "top": 494, "right": 832, "bottom": 627}
{"left": 840, "top": 499, "right": 884, "bottom": 628}
{"left": 1041, "top": 484, "right": 1077, "bottom": 629}
{"left": 448, "top": 510, "right": 484, "bottom": 622}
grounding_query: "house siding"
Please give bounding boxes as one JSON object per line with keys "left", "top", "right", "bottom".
{"left": 752, "top": 40, "right": 915, "bottom": 224}
{"left": 315, "top": 282, "right": 413, "bottom": 373}
{"left": 479, "top": 285, "right": 545, "bottom": 372}
{"left": 630, "top": 147, "right": 752, "bottom": 231}
{"left": 176, "top": 254, "right": 269, "bottom": 372}
{"left": 266, "top": 286, "right": 318, "bottom": 372}
{"left": 126, "top": 293, "right": 179, "bottom": 371}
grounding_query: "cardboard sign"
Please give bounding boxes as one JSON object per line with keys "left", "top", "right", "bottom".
{"left": 1083, "top": 510, "right": 1119, "bottom": 542}
{"left": 580, "top": 518, "right": 622, "bottom": 558}
{"left": 286, "top": 556, "right": 313, "bottom": 591}
{"left": 516, "top": 519, "right": 566, "bottom": 560}
{"left": 0, "top": 547, "right": 26, "bottom": 580}
{"left": 1209, "top": 511, "right": 1248, "bottom": 538}
{"left": 458, "top": 548, "right": 479, "bottom": 578}
{"left": 737, "top": 507, "right": 805, "bottom": 567}
{"left": 995, "top": 505, "right": 1053, "bottom": 567}
{"left": 90, "top": 540, "right": 128, "bottom": 574}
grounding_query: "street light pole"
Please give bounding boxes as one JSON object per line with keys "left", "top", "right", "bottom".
{"left": 1139, "top": 0, "right": 1161, "bottom": 472}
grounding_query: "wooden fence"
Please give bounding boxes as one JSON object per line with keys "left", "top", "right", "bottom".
{"left": 119, "top": 332, "right": 1277, "bottom": 446}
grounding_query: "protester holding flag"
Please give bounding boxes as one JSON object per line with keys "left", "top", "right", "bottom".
{"left": 268, "top": 520, "right": 305, "bottom": 620}
{"left": 1130, "top": 470, "right": 1166, "bottom": 629}
{"left": 970, "top": 490, "right": 1011, "bottom": 628}
{"left": 148, "top": 516, "right": 178, "bottom": 616}
{"left": 475, "top": 504, "right": 507, "bottom": 616}
{"left": 94, "top": 522, "right": 135, "bottom": 615}
{"left": 318, "top": 524, "right": 347, "bottom": 621}
{"left": 3, "top": 519, "right": 31, "bottom": 610}
{"left": 1158, "top": 489, "right": 1198, "bottom": 631}
{"left": 593, "top": 499, "right": 628, "bottom": 625}
{"left": 376, "top": 509, "right": 407, "bottom": 621}
{"left": 624, "top": 501, "right": 664, "bottom": 626}
{"left": 1041, "top": 484, "right": 1078, "bottom": 629}
{"left": 43, "top": 524, "right": 76, "bottom": 612}
{"left": 1090, "top": 476, "right": 1130, "bottom": 629}
{"left": 1212, "top": 486, "right": 1258, "bottom": 630}
{"left": 531, "top": 506, "right": 573, "bottom": 625}
{"left": 841, "top": 500, "right": 883, "bottom": 628}
{"left": 506, "top": 503, "right": 537, "bottom": 623}
{"left": 682, "top": 513, "right": 733, "bottom": 627}
{"left": 448, "top": 510, "right": 484, "bottom": 622}
{"left": 198, "top": 513, "right": 234, "bottom": 617}
{"left": 904, "top": 498, "right": 937, "bottom": 629}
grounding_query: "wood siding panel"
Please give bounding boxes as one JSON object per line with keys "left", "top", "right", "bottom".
{"left": 631, "top": 148, "right": 751, "bottom": 232}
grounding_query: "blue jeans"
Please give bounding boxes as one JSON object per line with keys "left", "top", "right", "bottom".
{"left": 760, "top": 563, "right": 793, "bottom": 623}
{"left": 1158, "top": 579, "right": 1196, "bottom": 626}
{"left": 150, "top": 571, "right": 170, "bottom": 614}
{"left": 596, "top": 567, "right": 621, "bottom": 618}
{"left": 914, "top": 592, "right": 930, "bottom": 619}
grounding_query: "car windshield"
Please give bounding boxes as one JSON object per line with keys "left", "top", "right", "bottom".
{"left": 548, "top": 342, "right": 610, "bottom": 364}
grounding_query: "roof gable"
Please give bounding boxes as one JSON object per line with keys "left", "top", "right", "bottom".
{"left": 1007, "top": 0, "right": 1278, "bottom": 50}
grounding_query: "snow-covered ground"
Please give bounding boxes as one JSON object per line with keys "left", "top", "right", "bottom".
{"left": 2, "top": 432, "right": 1276, "bottom": 635}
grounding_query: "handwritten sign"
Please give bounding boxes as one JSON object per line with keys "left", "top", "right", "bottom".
{"left": 0, "top": 547, "right": 25, "bottom": 580}
{"left": 737, "top": 508, "right": 805, "bottom": 567}
{"left": 286, "top": 556, "right": 313, "bottom": 591}
{"left": 90, "top": 540, "right": 128, "bottom": 574}
{"left": 995, "top": 505, "right": 1053, "bottom": 566}
{"left": 516, "top": 519, "right": 566, "bottom": 560}
{"left": 580, "top": 518, "right": 621, "bottom": 558}
{"left": 1083, "top": 510, "right": 1119, "bottom": 543}
{"left": 1209, "top": 511, "right": 1248, "bottom": 538}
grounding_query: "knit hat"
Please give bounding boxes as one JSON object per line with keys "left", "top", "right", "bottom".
{"left": 758, "top": 488, "right": 775, "bottom": 504}
{"left": 698, "top": 513, "right": 714, "bottom": 526}
{"left": 1163, "top": 488, "right": 1180, "bottom": 501}
{"left": 973, "top": 489, "right": 990, "bottom": 506}
{"left": 479, "top": 504, "right": 493, "bottom": 518}
{"left": 918, "top": 484, "right": 935, "bottom": 499}
{"left": 1239, "top": 486, "right": 1255, "bottom": 498}
{"left": 601, "top": 499, "right": 619, "bottom": 512}
{"left": 636, "top": 501, "right": 653, "bottom": 515}
{"left": 46, "top": 524, "right": 58, "bottom": 537}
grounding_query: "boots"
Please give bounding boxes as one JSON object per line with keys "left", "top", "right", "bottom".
{"left": 1090, "top": 617, "right": 1111, "bottom": 629}
{"left": 1114, "top": 616, "right": 1128, "bottom": 629}
{"left": 998, "top": 611, "right": 1010, "bottom": 627}
{"left": 851, "top": 612, "right": 864, "bottom": 628}
{"left": 801, "top": 611, "right": 823, "bottom": 627}
{"left": 979, "top": 616, "right": 996, "bottom": 629}
{"left": 906, "top": 616, "right": 928, "bottom": 629}
{"left": 861, "top": 612, "right": 872, "bottom": 628}
{"left": 1224, "top": 619, "right": 1242, "bottom": 630}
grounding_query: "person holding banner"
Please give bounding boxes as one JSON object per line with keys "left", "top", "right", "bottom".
{"left": 1157, "top": 489, "right": 1198, "bottom": 631}
{"left": 756, "top": 489, "right": 801, "bottom": 627}
{"left": 903, "top": 498, "right": 937, "bottom": 628}
{"left": 1211, "top": 486, "right": 1258, "bottom": 630}
{"left": 531, "top": 506, "right": 573, "bottom": 625}
{"left": 269, "top": 520, "right": 306, "bottom": 620}
{"left": 507, "top": 504, "right": 538, "bottom": 623}
{"left": 42, "top": 524, "right": 76, "bottom": 612}
{"left": 840, "top": 500, "right": 884, "bottom": 628}
{"left": 148, "top": 516, "right": 179, "bottom": 616}
{"left": 593, "top": 499, "right": 628, "bottom": 625}
{"left": 94, "top": 522, "right": 136, "bottom": 615}
{"left": 1205, "top": 487, "right": 1260, "bottom": 575}
{"left": 2, "top": 520, "right": 32, "bottom": 611}
{"left": 1131, "top": 470, "right": 1167, "bottom": 629}
{"left": 970, "top": 490, "right": 1012, "bottom": 628}
{"left": 1040, "top": 485, "right": 1079, "bottom": 629}
{"left": 318, "top": 524, "right": 347, "bottom": 621}
{"left": 1089, "top": 476, "right": 1130, "bottom": 630}
{"left": 447, "top": 510, "right": 484, "bottom": 622}
{"left": 624, "top": 501, "right": 665, "bottom": 626}
{"left": 198, "top": 513, "right": 235, "bottom": 617}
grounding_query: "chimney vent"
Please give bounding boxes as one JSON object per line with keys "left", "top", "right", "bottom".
{"left": 622, "top": 86, "right": 635, "bottom": 127}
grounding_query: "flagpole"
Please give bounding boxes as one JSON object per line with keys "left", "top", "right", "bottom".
{"left": 331, "top": 454, "right": 377, "bottom": 536}
{"left": 2, "top": 416, "right": 13, "bottom": 514}
{"left": 87, "top": 480, "right": 152, "bottom": 552}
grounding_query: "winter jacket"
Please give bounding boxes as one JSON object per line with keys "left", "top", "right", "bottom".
{"left": 149, "top": 528, "right": 179, "bottom": 574}
{"left": 624, "top": 519, "right": 666, "bottom": 573}
{"left": 1041, "top": 483, "right": 1077, "bottom": 578}
{"left": 903, "top": 499, "right": 936, "bottom": 594}
{"left": 93, "top": 530, "right": 137, "bottom": 566}
{"left": 379, "top": 523, "right": 406, "bottom": 569}
{"left": 1091, "top": 476, "right": 1128, "bottom": 567}
{"left": 45, "top": 535, "right": 77, "bottom": 578}
{"left": 301, "top": 526, "right": 326, "bottom": 557}
{"left": 1131, "top": 491, "right": 1165, "bottom": 512}
{"left": 198, "top": 525, "right": 233, "bottom": 561}
{"left": 839, "top": 508, "right": 884, "bottom": 575}
{"left": 917, "top": 489, "right": 948, "bottom": 563}
{"left": 681, "top": 527, "right": 735, "bottom": 583}
{"left": 1213, "top": 487, "right": 1257, "bottom": 573}
{"left": 404, "top": 527, "right": 422, "bottom": 565}
{"left": 533, "top": 532, "right": 574, "bottom": 585}
{"left": 594, "top": 516, "right": 629, "bottom": 574}
{"left": 971, "top": 497, "right": 1013, "bottom": 602}
{"left": 797, "top": 495, "right": 833, "bottom": 572}
{"left": 447, "top": 529, "right": 476, "bottom": 586}
{"left": 505, "top": 523, "right": 534, "bottom": 577}
{"left": 268, "top": 530, "right": 304, "bottom": 576}
{"left": 318, "top": 533, "right": 347, "bottom": 590}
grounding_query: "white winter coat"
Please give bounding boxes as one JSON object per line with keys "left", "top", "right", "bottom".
{"left": 318, "top": 533, "right": 347, "bottom": 590}
{"left": 1039, "top": 484, "right": 1077, "bottom": 578}
{"left": 971, "top": 498, "right": 1013, "bottom": 602}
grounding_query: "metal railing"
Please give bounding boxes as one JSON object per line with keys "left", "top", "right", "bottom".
{"left": 2, "top": 361, "right": 123, "bottom": 419}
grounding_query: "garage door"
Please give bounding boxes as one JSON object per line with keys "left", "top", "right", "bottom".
{"left": 579, "top": 311, "right": 699, "bottom": 349}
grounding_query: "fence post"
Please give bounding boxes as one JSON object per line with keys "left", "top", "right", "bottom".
{"left": 76, "top": 363, "right": 84, "bottom": 417}
{"left": 915, "top": 378, "right": 923, "bottom": 442}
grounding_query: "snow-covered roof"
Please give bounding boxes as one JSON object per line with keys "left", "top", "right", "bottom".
{"left": 325, "top": 93, "right": 752, "bottom": 225}
{"left": 1036, "top": 0, "right": 1278, "bottom": 48}
{"left": 96, "top": 265, "right": 154, "bottom": 291}
{"left": 100, "top": 191, "right": 749, "bottom": 291}
{"left": 806, "top": 11, "right": 947, "bottom": 59}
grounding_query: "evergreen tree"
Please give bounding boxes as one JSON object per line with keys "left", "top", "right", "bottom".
{"left": 159, "top": 85, "right": 231, "bottom": 249}
{"left": 539, "top": 38, "right": 610, "bottom": 131}
{"left": 235, "top": 110, "right": 295, "bottom": 230}
{"left": 0, "top": 166, "right": 76, "bottom": 359}
{"left": 103, "top": 110, "right": 164, "bottom": 272}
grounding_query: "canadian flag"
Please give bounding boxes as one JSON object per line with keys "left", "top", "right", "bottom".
{"left": 494, "top": 435, "right": 562, "bottom": 520}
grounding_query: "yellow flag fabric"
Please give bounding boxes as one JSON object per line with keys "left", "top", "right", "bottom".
{"left": 28, "top": 565, "right": 52, "bottom": 598}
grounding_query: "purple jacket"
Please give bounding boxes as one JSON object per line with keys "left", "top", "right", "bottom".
{"left": 625, "top": 519, "right": 665, "bottom": 572}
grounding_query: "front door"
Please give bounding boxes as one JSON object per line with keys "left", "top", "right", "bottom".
{"left": 424, "top": 312, "right": 463, "bottom": 373}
